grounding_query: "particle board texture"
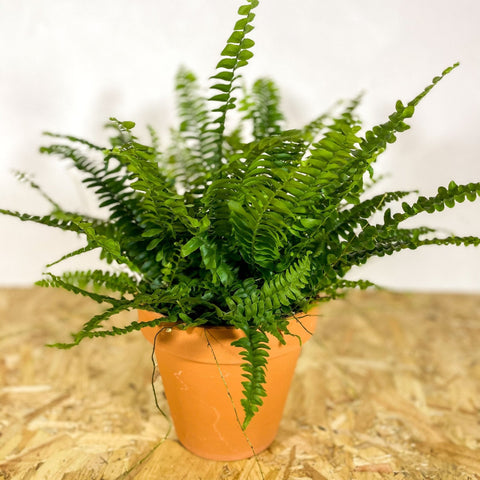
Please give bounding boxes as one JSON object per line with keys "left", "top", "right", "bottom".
{"left": 0, "top": 287, "right": 479, "bottom": 480}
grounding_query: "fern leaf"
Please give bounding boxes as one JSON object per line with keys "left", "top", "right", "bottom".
{"left": 40, "top": 141, "right": 140, "bottom": 229}
{"left": 258, "top": 256, "right": 311, "bottom": 315}
{"left": 205, "top": 0, "right": 259, "bottom": 173}
{"left": 244, "top": 78, "right": 284, "bottom": 140}
{"left": 347, "top": 234, "right": 480, "bottom": 267}
{"left": 42, "top": 131, "right": 105, "bottom": 151}
{"left": 227, "top": 136, "right": 308, "bottom": 268}
{"left": 46, "top": 245, "right": 97, "bottom": 268}
{"left": 221, "top": 256, "right": 312, "bottom": 425}
{"left": 231, "top": 325, "right": 269, "bottom": 429}
{"left": 172, "top": 67, "right": 216, "bottom": 190}
{"left": 331, "top": 190, "right": 416, "bottom": 235}
{"left": 50, "top": 286, "right": 194, "bottom": 348}
{"left": 355, "top": 63, "right": 460, "bottom": 176}
{"left": 227, "top": 256, "right": 312, "bottom": 337}
{"left": 0, "top": 208, "right": 85, "bottom": 234}
{"left": 387, "top": 181, "right": 480, "bottom": 225}
{"left": 105, "top": 118, "right": 138, "bottom": 146}
{"left": 50, "top": 269, "right": 140, "bottom": 295}
{"left": 48, "top": 302, "right": 134, "bottom": 349}
{"left": 36, "top": 272, "right": 122, "bottom": 305}
{"left": 316, "top": 278, "right": 379, "bottom": 302}
{"left": 227, "top": 103, "right": 361, "bottom": 270}
{"left": 203, "top": 174, "right": 243, "bottom": 236}
{"left": 298, "top": 101, "right": 362, "bottom": 206}
{"left": 69, "top": 218, "right": 140, "bottom": 273}
{"left": 57, "top": 317, "right": 174, "bottom": 344}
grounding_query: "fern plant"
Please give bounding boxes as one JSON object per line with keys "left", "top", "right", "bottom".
{"left": 2, "top": 0, "right": 480, "bottom": 428}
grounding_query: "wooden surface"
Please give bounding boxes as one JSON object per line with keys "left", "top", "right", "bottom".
{"left": 0, "top": 287, "right": 479, "bottom": 480}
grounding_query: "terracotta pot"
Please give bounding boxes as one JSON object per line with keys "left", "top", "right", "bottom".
{"left": 139, "top": 307, "right": 319, "bottom": 461}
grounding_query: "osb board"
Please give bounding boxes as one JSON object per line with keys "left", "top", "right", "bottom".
{"left": 0, "top": 287, "right": 479, "bottom": 480}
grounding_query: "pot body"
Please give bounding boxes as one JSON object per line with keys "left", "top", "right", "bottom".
{"left": 139, "top": 308, "right": 318, "bottom": 461}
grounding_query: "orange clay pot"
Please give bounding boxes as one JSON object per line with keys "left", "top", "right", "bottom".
{"left": 139, "top": 307, "right": 319, "bottom": 461}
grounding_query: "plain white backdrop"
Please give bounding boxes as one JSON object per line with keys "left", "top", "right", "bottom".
{"left": 0, "top": 0, "right": 479, "bottom": 290}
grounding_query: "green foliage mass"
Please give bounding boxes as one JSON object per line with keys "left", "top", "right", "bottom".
{"left": 2, "top": 0, "right": 480, "bottom": 427}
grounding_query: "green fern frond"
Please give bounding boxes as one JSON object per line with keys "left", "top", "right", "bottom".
{"left": 227, "top": 256, "right": 312, "bottom": 336}
{"left": 199, "top": 238, "right": 236, "bottom": 287}
{"left": 42, "top": 131, "right": 105, "bottom": 151}
{"left": 0, "top": 208, "right": 85, "bottom": 234}
{"left": 48, "top": 269, "right": 140, "bottom": 295}
{"left": 385, "top": 181, "right": 480, "bottom": 225}
{"left": 228, "top": 136, "right": 310, "bottom": 268}
{"left": 147, "top": 124, "right": 161, "bottom": 153}
{"left": 172, "top": 67, "right": 215, "bottom": 190}
{"left": 259, "top": 255, "right": 311, "bottom": 314}
{"left": 47, "top": 301, "right": 135, "bottom": 349}
{"left": 243, "top": 78, "right": 284, "bottom": 140}
{"left": 347, "top": 234, "right": 480, "bottom": 267}
{"left": 244, "top": 129, "right": 305, "bottom": 160}
{"left": 36, "top": 272, "right": 123, "bottom": 305}
{"left": 231, "top": 325, "right": 269, "bottom": 429}
{"left": 40, "top": 140, "right": 139, "bottom": 227}
{"left": 51, "top": 285, "right": 197, "bottom": 349}
{"left": 356, "top": 63, "right": 460, "bottom": 167}
{"left": 68, "top": 218, "right": 140, "bottom": 273}
{"left": 54, "top": 317, "right": 175, "bottom": 345}
{"left": 338, "top": 180, "right": 480, "bottom": 267}
{"left": 202, "top": 181, "right": 240, "bottom": 236}
{"left": 206, "top": 0, "right": 259, "bottom": 172}
{"left": 120, "top": 144, "right": 189, "bottom": 227}
{"left": 221, "top": 255, "right": 312, "bottom": 427}
{"left": 299, "top": 103, "right": 362, "bottom": 207}
{"left": 321, "top": 278, "right": 379, "bottom": 299}
{"left": 105, "top": 118, "right": 138, "bottom": 146}
{"left": 332, "top": 190, "right": 416, "bottom": 235}
{"left": 46, "top": 245, "right": 97, "bottom": 268}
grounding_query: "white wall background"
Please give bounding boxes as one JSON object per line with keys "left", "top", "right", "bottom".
{"left": 0, "top": 0, "right": 479, "bottom": 291}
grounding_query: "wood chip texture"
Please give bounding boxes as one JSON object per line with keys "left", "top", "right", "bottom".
{"left": 0, "top": 287, "right": 479, "bottom": 479}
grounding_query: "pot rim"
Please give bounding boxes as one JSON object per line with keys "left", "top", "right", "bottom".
{"left": 138, "top": 308, "right": 319, "bottom": 364}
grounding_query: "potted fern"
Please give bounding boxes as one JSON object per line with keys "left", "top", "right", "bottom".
{"left": 2, "top": 0, "right": 480, "bottom": 461}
